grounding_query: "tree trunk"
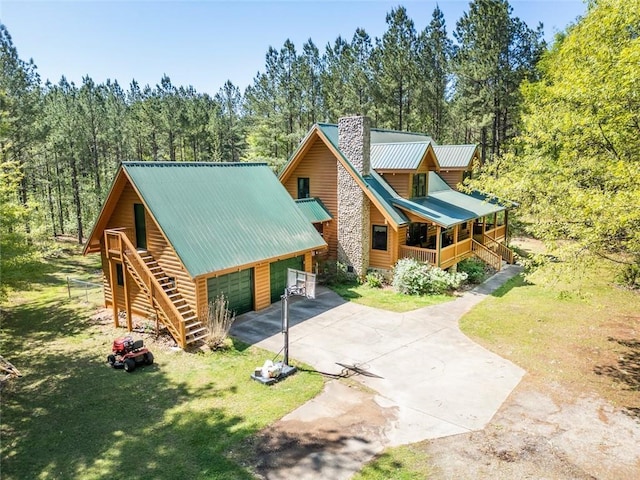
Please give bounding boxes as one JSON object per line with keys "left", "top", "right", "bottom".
{"left": 45, "top": 157, "right": 58, "bottom": 237}
{"left": 54, "top": 151, "right": 65, "bottom": 235}
{"left": 69, "top": 148, "right": 83, "bottom": 244}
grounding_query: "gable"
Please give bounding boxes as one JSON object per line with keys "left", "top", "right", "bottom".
{"left": 86, "top": 162, "right": 326, "bottom": 278}
{"left": 280, "top": 124, "right": 403, "bottom": 229}
{"left": 434, "top": 145, "right": 479, "bottom": 170}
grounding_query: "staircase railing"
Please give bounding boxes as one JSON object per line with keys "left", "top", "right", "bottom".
{"left": 106, "top": 229, "right": 187, "bottom": 347}
{"left": 482, "top": 235, "right": 515, "bottom": 264}
{"left": 471, "top": 240, "right": 503, "bottom": 271}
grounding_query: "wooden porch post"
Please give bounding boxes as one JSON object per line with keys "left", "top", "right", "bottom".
{"left": 436, "top": 225, "right": 442, "bottom": 267}
{"left": 492, "top": 212, "right": 498, "bottom": 239}
{"left": 505, "top": 210, "right": 509, "bottom": 242}
{"left": 123, "top": 261, "right": 132, "bottom": 332}
{"left": 454, "top": 224, "right": 459, "bottom": 260}
{"left": 108, "top": 259, "right": 119, "bottom": 328}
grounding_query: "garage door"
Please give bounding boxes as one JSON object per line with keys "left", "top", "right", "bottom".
{"left": 270, "top": 256, "right": 304, "bottom": 303}
{"left": 207, "top": 269, "right": 253, "bottom": 315}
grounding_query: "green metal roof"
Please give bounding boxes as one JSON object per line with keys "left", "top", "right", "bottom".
{"left": 123, "top": 162, "right": 326, "bottom": 278}
{"left": 392, "top": 172, "right": 505, "bottom": 228}
{"left": 295, "top": 197, "right": 332, "bottom": 223}
{"left": 317, "top": 123, "right": 433, "bottom": 148}
{"left": 371, "top": 128, "right": 432, "bottom": 144}
{"left": 371, "top": 142, "right": 430, "bottom": 170}
{"left": 434, "top": 145, "right": 477, "bottom": 169}
{"left": 362, "top": 170, "right": 409, "bottom": 226}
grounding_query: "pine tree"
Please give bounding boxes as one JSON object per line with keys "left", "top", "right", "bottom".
{"left": 452, "top": 0, "right": 544, "bottom": 161}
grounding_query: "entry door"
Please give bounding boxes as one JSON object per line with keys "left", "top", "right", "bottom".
{"left": 134, "top": 203, "right": 147, "bottom": 250}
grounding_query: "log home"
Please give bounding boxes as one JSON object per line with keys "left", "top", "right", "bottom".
{"left": 84, "top": 162, "right": 326, "bottom": 348}
{"left": 279, "top": 116, "right": 514, "bottom": 277}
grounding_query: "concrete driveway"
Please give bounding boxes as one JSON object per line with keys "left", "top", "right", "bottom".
{"left": 231, "top": 265, "right": 525, "bottom": 448}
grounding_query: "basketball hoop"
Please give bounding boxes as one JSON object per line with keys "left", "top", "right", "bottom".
{"left": 251, "top": 268, "right": 317, "bottom": 385}
{"left": 286, "top": 268, "right": 316, "bottom": 299}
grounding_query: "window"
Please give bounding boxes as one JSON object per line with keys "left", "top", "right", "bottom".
{"left": 116, "top": 263, "right": 124, "bottom": 286}
{"left": 372, "top": 225, "right": 388, "bottom": 251}
{"left": 412, "top": 173, "right": 426, "bottom": 197}
{"left": 297, "top": 177, "right": 310, "bottom": 199}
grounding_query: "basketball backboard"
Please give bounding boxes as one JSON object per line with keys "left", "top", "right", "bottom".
{"left": 286, "top": 268, "right": 316, "bottom": 299}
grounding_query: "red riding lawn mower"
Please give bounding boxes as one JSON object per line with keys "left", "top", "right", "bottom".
{"left": 107, "top": 336, "right": 154, "bottom": 372}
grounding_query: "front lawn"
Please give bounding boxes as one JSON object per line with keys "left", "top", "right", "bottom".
{"left": 0, "top": 243, "right": 324, "bottom": 480}
{"left": 328, "top": 282, "right": 454, "bottom": 312}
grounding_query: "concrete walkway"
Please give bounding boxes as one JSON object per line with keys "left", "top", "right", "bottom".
{"left": 231, "top": 265, "right": 525, "bottom": 479}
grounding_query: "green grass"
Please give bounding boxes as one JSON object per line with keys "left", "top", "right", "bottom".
{"left": 352, "top": 445, "right": 433, "bottom": 479}
{"left": 460, "top": 261, "right": 640, "bottom": 412}
{"left": 0, "top": 242, "right": 324, "bottom": 480}
{"left": 328, "top": 282, "right": 454, "bottom": 312}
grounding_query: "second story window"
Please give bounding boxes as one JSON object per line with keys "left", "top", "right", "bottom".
{"left": 412, "top": 173, "right": 426, "bottom": 197}
{"left": 297, "top": 177, "right": 310, "bottom": 199}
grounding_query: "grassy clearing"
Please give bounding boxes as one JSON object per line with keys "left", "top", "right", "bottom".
{"left": 460, "top": 259, "right": 640, "bottom": 413}
{"left": 0, "top": 242, "right": 323, "bottom": 480}
{"left": 328, "top": 282, "right": 454, "bottom": 312}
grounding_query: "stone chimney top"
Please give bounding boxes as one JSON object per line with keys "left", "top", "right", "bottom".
{"left": 338, "top": 116, "right": 371, "bottom": 176}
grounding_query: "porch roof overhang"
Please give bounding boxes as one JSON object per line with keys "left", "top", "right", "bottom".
{"left": 392, "top": 192, "right": 505, "bottom": 229}
{"left": 295, "top": 197, "right": 333, "bottom": 223}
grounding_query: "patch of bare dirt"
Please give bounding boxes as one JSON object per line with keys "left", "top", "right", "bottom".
{"left": 89, "top": 307, "right": 179, "bottom": 350}
{"left": 420, "top": 378, "right": 640, "bottom": 479}
{"left": 238, "top": 380, "right": 397, "bottom": 480}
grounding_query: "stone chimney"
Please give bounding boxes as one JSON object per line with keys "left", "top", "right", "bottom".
{"left": 338, "top": 116, "right": 371, "bottom": 176}
{"left": 337, "top": 116, "right": 371, "bottom": 278}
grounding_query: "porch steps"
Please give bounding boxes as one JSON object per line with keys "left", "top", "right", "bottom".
{"left": 137, "top": 253, "right": 208, "bottom": 346}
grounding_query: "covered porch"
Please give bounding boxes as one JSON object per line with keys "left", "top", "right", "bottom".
{"left": 399, "top": 220, "right": 503, "bottom": 270}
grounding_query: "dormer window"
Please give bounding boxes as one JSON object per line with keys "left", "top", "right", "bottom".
{"left": 412, "top": 173, "right": 427, "bottom": 197}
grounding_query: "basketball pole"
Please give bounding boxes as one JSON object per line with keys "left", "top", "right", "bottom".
{"left": 282, "top": 288, "right": 290, "bottom": 366}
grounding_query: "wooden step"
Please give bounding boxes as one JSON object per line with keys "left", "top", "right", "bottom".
{"left": 186, "top": 332, "right": 208, "bottom": 344}
{"left": 187, "top": 326, "right": 207, "bottom": 336}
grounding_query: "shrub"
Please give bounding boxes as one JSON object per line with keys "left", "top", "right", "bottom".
{"left": 457, "top": 257, "right": 487, "bottom": 284}
{"left": 201, "top": 294, "right": 236, "bottom": 350}
{"left": 317, "top": 260, "right": 355, "bottom": 285}
{"left": 365, "top": 270, "right": 385, "bottom": 288}
{"left": 617, "top": 262, "right": 640, "bottom": 289}
{"left": 392, "top": 258, "right": 467, "bottom": 295}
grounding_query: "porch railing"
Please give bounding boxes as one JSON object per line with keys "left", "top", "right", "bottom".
{"left": 482, "top": 235, "right": 514, "bottom": 264}
{"left": 399, "top": 245, "right": 437, "bottom": 265}
{"left": 471, "top": 240, "right": 502, "bottom": 271}
{"left": 439, "top": 239, "right": 473, "bottom": 269}
{"left": 484, "top": 224, "right": 506, "bottom": 242}
{"left": 105, "top": 229, "right": 187, "bottom": 347}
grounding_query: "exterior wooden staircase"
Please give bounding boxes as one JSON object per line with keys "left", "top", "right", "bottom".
{"left": 481, "top": 235, "right": 515, "bottom": 264}
{"left": 471, "top": 240, "right": 503, "bottom": 271}
{"left": 137, "top": 252, "right": 208, "bottom": 346}
{"left": 105, "top": 229, "right": 207, "bottom": 348}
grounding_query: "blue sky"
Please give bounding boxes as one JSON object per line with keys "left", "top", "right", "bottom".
{"left": 1, "top": 1, "right": 587, "bottom": 96}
